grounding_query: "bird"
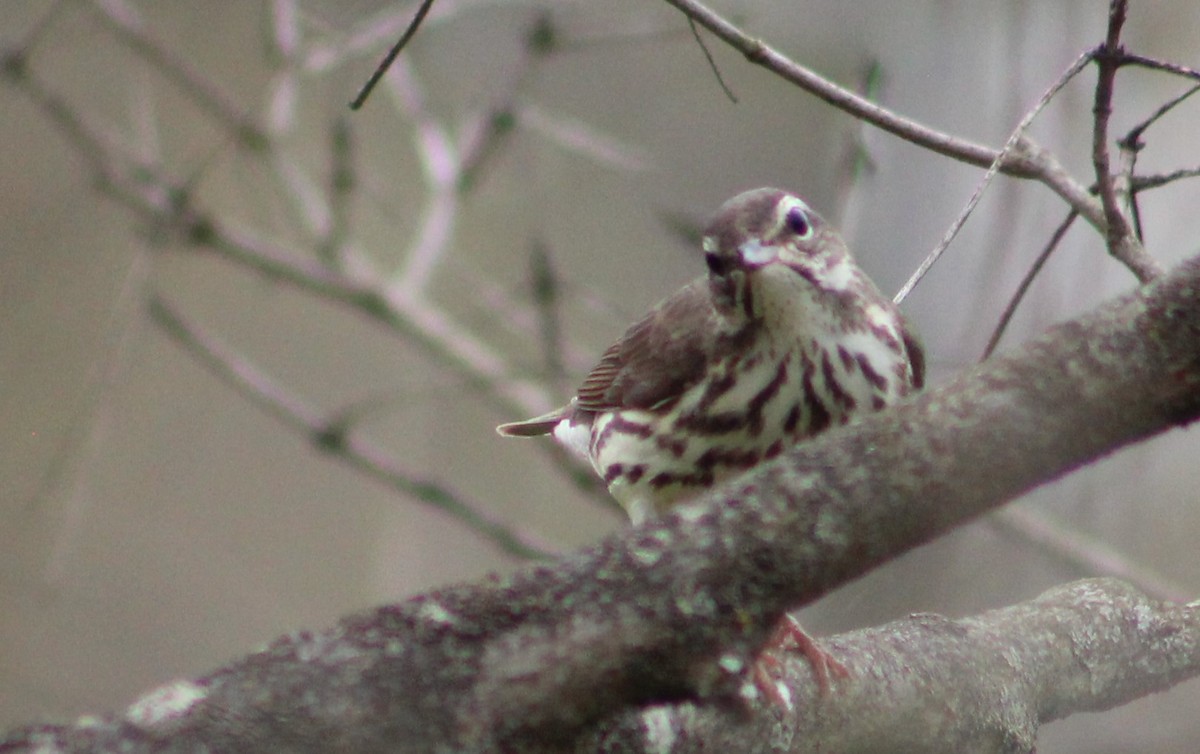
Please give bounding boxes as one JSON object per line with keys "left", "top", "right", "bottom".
{"left": 498, "top": 187, "right": 924, "bottom": 705}
{"left": 498, "top": 187, "right": 924, "bottom": 524}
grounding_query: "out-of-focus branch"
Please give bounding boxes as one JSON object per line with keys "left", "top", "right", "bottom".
{"left": 5, "top": 7, "right": 643, "bottom": 528}
{"left": 5, "top": 58, "right": 550, "bottom": 418}
{"left": 86, "top": 0, "right": 267, "bottom": 149}
{"left": 989, "top": 507, "right": 1191, "bottom": 604}
{"left": 147, "top": 294, "right": 557, "bottom": 561}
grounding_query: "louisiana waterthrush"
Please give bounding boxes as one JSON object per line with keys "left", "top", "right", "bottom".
{"left": 499, "top": 187, "right": 924, "bottom": 523}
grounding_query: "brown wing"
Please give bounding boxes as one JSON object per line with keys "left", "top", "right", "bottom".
{"left": 576, "top": 278, "right": 718, "bottom": 412}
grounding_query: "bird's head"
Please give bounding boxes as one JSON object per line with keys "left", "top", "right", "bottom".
{"left": 701, "top": 187, "right": 857, "bottom": 318}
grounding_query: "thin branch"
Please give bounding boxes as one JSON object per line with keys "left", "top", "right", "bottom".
{"left": 23, "top": 252, "right": 151, "bottom": 514}
{"left": 148, "top": 294, "right": 557, "bottom": 561}
{"left": 1117, "top": 52, "right": 1200, "bottom": 83}
{"left": 661, "top": 0, "right": 1108, "bottom": 235}
{"left": 7, "top": 47, "right": 575, "bottom": 560}
{"left": 86, "top": 0, "right": 266, "bottom": 149}
{"left": 455, "top": 14, "right": 559, "bottom": 194}
{"left": 349, "top": 0, "right": 437, "bottom": 110}
{"left": 988, "top": 507, "right": 1191, "bottom": 604}
{"left": 268, "top": 0, "right": 300, "bottom": 62}
{"left": 379, "top": 56, "right": 458, "bottom": 293}
{"left": 1119, "top": 83, "right": 1200, "bottom": 151}
{"left": 306, "top": 0, "right": 463, "bottom": 73}
{"left": 528, "top": 241, "right": 566, "bottom": 387}
{"left": 1118, "top": 84, "right": 1200, "bottom": 242}
{"left": 981, "top": 210, "right": 1078, "bottom": 359}
{"left": 456, "top": 109, "right": 517, "bottom": 194}
{"left": 316, "top": 117, "right": 355, "bottom": 270}
{"left": 893, "top": 50, "right": 1093, "bottom": 304}
{"left": 663, "top": 0, "right": 991, "bottom": 164}
{"left": 1131, "top": 166, "right": 1200, "bottom": 192}
{"left": 1090, "top": 0, "right": 1163, "bottom": 283}
{"left": 687, "top": 17, "right": 737, "bottom": 103}
{"left": 518, "top": 103, "right": 654, "bottom": 171}
{"left": 9, "top": 65, "right": 552, "bottom": 420}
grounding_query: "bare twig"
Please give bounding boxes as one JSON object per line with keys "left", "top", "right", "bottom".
{"left": 349, "top": 0, "right": 437, "bottom": 110}
{"left": 87, "top": 0, "right": 266, "bottom": 148}
{"left": 1118, "top": 83, "right": 1200, "bottom": 241}
{"left": 893, "top": 51, "right": 1092, "bottom": 304}
{"left": 148, "top": 294, "right": 558, "bottom": 561}
{"left": 528, "top": 241, "right": 566, "bottom": 387}
{"left": 1090, "top": 0, "right": 1163, "bottom": 283}
{"left": 989, "top": 507, "right": 1190, "bottom": 604}
{"left": 317, "top": 116, "right": 355, "bottom": 270}
{"left": 661, "top": 0, "right": 1109, "bottom": 237}
{"left": 1131, "top": 167, "right": 1200, "bottom": 192}
{"left": 518, "top": 103, "right": 653, "bottom": 171}
{"left": 663, "top": 0, "right": 1172, "bottom": 294}
{"left": 1116, "top": 53, "right": 1200, "bottom": 83}
{"left": 268, "top": 0, "right": 300, "bottom": 62}
{"left": 455, "top": 14, "right": 559, "bottom": 194}
{"left": 981, "top": 210, "right": 1079, "bottom": 360}
{"left": 306, "top": 0, "right": 475, "bottom": 74}
{"left": 456, "top": 109, "right": 517, "bottom": 194}
{"left": 381, "top": 57, "right": 460, "bottom": 294}
{"left": 687, "top": 17, "right": 737, "bottom": 103}
{"left": 23, "top": 252, "right": 151, "bottom": 514}
{"left": 10, "top": 64, "right": 552, "bottom": 417}
{"left": 1119, "top": 83, "right": 1200, "bottom": 152}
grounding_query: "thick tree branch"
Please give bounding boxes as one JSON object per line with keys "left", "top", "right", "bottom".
{"left": 585, "top": 579, "right": 1199, "bottom": 753}
{"left": 3, "top": 249, "right": 1199, "bottom": 752}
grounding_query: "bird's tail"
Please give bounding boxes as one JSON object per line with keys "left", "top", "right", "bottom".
{"left": 495, "top": 407, "right": 568, "bottom": 437}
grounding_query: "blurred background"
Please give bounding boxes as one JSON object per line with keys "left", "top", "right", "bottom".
{"left": 1, "top": 1, "right": 1198, "bottom": 750}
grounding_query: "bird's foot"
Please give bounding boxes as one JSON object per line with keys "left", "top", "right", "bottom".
{"left": 752, "top": 614, "right": 849, "bottom": 711}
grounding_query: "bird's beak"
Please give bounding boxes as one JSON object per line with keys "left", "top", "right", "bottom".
{"left": 737, "top": 239, "right": 780, "bottom": 268}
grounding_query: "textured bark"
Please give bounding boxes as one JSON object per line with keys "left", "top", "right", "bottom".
{"left": 4, "top": 256, "right": 1199, "bottom": 752}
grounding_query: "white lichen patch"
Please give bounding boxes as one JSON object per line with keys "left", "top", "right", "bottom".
{"left": 125, "top": 679, "right": 206, "bottom": 730}
{"left": 813, "top": 503, "right": 850, "bottom": 547}
{"left": 640, "top": 706, "right": 678, "bottom": 754}
{"left": 717, "top": 653, "right": 745, "bottom": 675}
{"left": 630, "top": 529, "right": 673, "bottom": 566}
{"left": 385, "top": 638, "right": 407, "bottom": 656}
{"left": 416, "top": 599, "right": 457, "bottom": 627}
{"left": 674, "top": 590, "right": 717, "bottom": 618}
{"left": 22, "top": 730, "right": 66, "bottom": 754}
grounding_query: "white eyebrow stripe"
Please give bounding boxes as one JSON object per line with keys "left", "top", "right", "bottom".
{"left": 770, "top": 195, "right": 812, "bottom": 237}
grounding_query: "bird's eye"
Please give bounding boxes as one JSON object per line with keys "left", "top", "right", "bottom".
{"left": 705, "top": 252, "right": 731, "bottom": 276}
{"left": 786, "top": 207, "right": 813, "bottom": 238}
